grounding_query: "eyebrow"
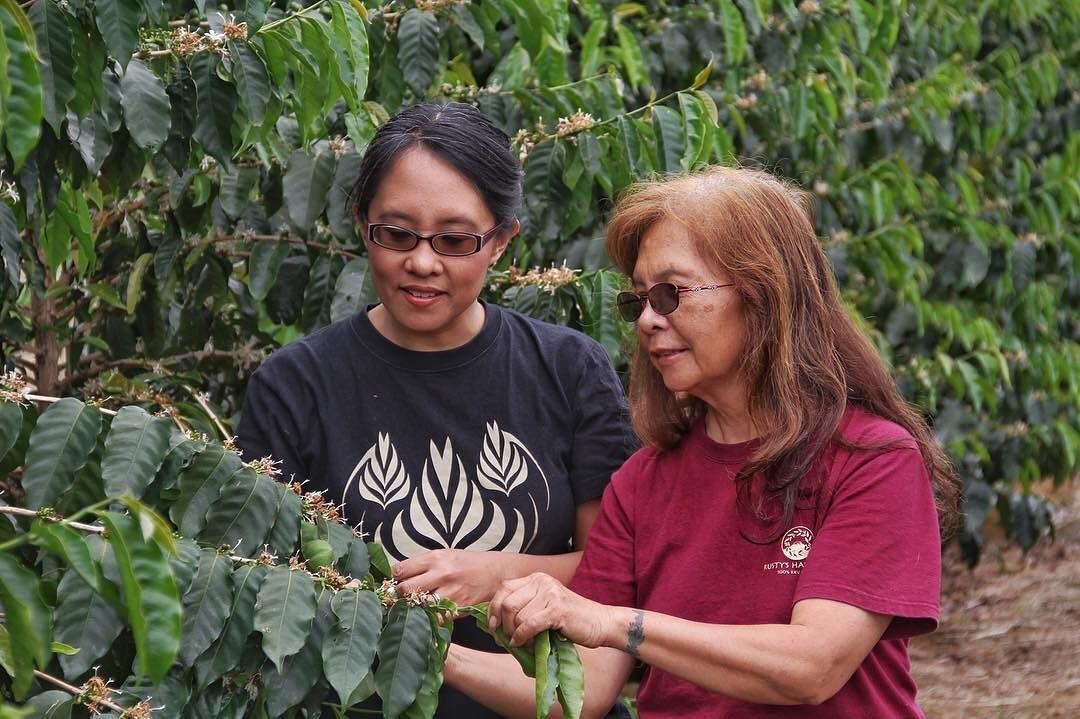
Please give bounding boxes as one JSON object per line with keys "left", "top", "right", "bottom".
{"left": 630, "top": 268, "right": 694, "bottom": 287}
{"left": 369, "top": 210, "right": 483, "bottom": 230}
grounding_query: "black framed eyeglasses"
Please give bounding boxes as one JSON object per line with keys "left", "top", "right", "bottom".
{"left": 615, "top": 282, "right": 734, "bottom": 322}
{"left": 366, "top": 223, "right": 502, "bottom": 257}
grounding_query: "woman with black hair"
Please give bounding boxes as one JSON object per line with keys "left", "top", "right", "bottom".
{"left": 236, "top": 102, "right": 637, "bottom": 717}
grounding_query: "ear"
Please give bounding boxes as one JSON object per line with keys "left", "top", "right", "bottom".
{"left": 489, "top": 219, "right": 520, "bottom": 266}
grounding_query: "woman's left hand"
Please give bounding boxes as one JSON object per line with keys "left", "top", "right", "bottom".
{"left": 488, "top": 572, "right": 616, "bottom": 649}
{"left": 393, "top": 549, "right": 509, "bottom": 607}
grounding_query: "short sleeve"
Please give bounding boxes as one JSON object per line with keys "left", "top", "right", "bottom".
{"left": 794, "top": 445, "right": 941, "bottom": 639}
{"left": 567, "top": 342, "right": 638, "bottom": 505}
{"left": 236, "top": 364, "right": 309, "bottom": 483}
{"left": 569, "top": 453, "right": 645, "bottom": 608}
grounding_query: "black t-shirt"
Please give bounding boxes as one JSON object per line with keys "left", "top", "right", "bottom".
{"left": 237, "top": 302, "right": 637, "bottom": 717}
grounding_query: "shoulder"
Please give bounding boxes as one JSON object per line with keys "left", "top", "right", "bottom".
{"left": 492, "top": 304, "right": 615, "bottom": 371}
{"left": 836, "top": 406, "right": 919, "bottom": 451}
{"left": 251, "top": 315, "right": 361, "bottom": 383}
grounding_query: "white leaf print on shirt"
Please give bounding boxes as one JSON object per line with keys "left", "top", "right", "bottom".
{"left": 476, "top": 421, "right": 551, "bottom": 509}
{"left": 343, "top": 432, "right": 409, "bottom": 508}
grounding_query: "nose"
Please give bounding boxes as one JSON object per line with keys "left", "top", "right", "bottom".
{"left": 636, "top": 300, "right": 668, "bottom": 334}
{"left": 402, "top": 238, "right": 443, "bottom": 276}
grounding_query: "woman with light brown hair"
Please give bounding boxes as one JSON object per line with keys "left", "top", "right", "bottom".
{"left": 443, "top": 166, "right": 961, "bottom": 717}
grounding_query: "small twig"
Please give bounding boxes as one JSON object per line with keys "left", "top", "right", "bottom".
{"left": 131, "top": 49, "right": 175, "bottom": 60}
{"left": 215, "top": 231, "right": 361, "bottom": 259}
{"left": 182, "top": 385, "right": 233, "bottom": 442}
{"left": 257, "top": 0, "right": 327, "bottom": 33}
{"left": 22, "top": 393, "right": 118, "bottom": 416}
{"left": 0, "top": 506, "right": 105, "bottom": 534}
{"left": 33, "top": 670, "right": 129, "bottom": 715}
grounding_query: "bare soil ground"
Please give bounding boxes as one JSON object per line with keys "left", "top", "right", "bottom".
{"left": 911, "top": 482, "right": 1080, "bottom": 718}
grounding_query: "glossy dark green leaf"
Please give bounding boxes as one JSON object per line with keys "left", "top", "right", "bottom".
{"left": 397, "top": 9, "right": 439, "bottom": 96}
{"left": 338, "top": 535, "right": 370, "bottom": 580}
{"left": 228, "top": 40, "right": 270, "bottom": 125}
{"left": 171, "top": 443, "right": 243, "bottom": 536}
{"left": 198, "top": 467, "right": 279, "bottom": 557}
{"left": 283, "top": 148, "right": 336, "bottom": 233}
{"left": 254, "top": 563, "right": 317, "bottom": 672}
{"left": 96, "top": 511, "right": 181, "bottom": 681}
{"left": 264, "top": 481, "right": 302, "bottom": 557}
{"left": 0, "top": 401, "right": 23, "bottom": 464}
{"left": 330, "top": 0, "right": 369, "bottom": 109}
{"left": 101, "top": 405, "right": 173, "bottom": 500}
{"left": 533, "top": 630, "right": 558, "bottom": 719}
{"left": 0, "top": 0, "right": 43, "bottom": 169}
{"left": 28, "top": 0, "right": 75, "bottom": 131}
{"left": 54, "top": 559, "right": 123, "bottom": 679}
{"left": 376, "top": 603, "right": 432, "bottom": 719}
{"left": 652, "top": 105, "right": 685, "bottom": 174}
{"left": 29, "top": 520, "right": 103, "bottom": 592}
{"left": 302, "top": 253, "right": 342, "bottom": 331}
{"left": 367, "top": 541, "right": 393, "bottom": 580}
{"left": 120, "top": 58, "right": 171, "bottom": 148}
{"left": 329, "top": 256, "right": 376, "bottom": 322}
{"left": 262, "top": 587, "right": 334, "bottom": 716}
{"left": 191, "top": 52, "right": 236, "bottom": 166}
{"left": 178, "top": 548, "right": 233, "bottom": 666}
{"left": 93, "top": 0, "right": 140, "bottom": 68}
{"left": 0, "top": 204, "right": 21, "bottom": 289}
{"left": 614, "top": 24, "right": 647, "bottom": 91}
{"left": 194, "top": 562, "right": 267, "bottom": 688}
{"left": 25, "top": 689, "right": 72, "bottom": 719}
{"left": 322, "top": 589, "right": 382, "bottom": 706}
{"left": 678, "top": 91, "right": 712, "bottom": 170}
{"left": 248, "top": 240, "right": 290, "bottom": 301}
{"left": 0, "top": 554, "right": 52, "bottom": 699}
{"left": 219, "top": 164, "right": 260, "bottom": 219}
{"left": 22, "top": 397, "right": 102, "bottom": 510}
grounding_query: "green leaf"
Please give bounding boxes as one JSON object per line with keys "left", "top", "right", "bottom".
{"left": 468, "top": 603, "right": 535, "bottom": 676}
{"left": 101, "top": 406, "right": 174, "bottom": 500}
{"left": 219, "top": 164, "right": 260, "bottom": 220}
{"left": 614, "top": 24, "right": 648, "bottom": 92}
{"left": 178, "top": 548, "right": 233, "bottom": 667}
{"left": 254, "top": 563, "right": 317, "bottom": 673}
{"left": 120, "top": 59, "right": 171, "bottom": 148}
{"left": 376, "top": 603, "right": 432, "bottom": 719}
{"left": 0, "top": 0, "right": 44, "bottom": 169}
{"left": 323, "top": 589, "right": 382, "bottom": 706}
{"left": 96, "top": 511, "right": 181, "bottom": 681}
{"left": 300, "top": 524, "right": 334, "bottom": 570}
{"left": 191, "top": 52, "right": 236, "bottom": 167}
{"left": 228, "top": 40, "right": 270, "bottom": 125}
{"left": 172, "top": 443, "right": 243, "bottom": 536}
{"left": 302, "top": 253, "right": 341, "bottom": 331}
{"left": 124, "top": 252, "right": 152, "bottom": 315}
{"left": 330, "top": 0, "right": 369, "bottom": 109}
{"left": 719, "top": 0, "right": 747, "bottom": 66}
{"left": 0, "top": 554, "right": 52, "bottom": 700}
{"left": 193, "top": 562, "right": 267, "bottom": 688}
{"left": 262, "top": 587, "right": 335, "bottom": 716}
{"left": 198, "top": 468, "right": 280, "bottom": 557}
{"left": 367, "top": 541, "right": 392, "bottom": 580}
{"left": 22, "top": 397, "right": 102, "bottom": 510}
{"left": 651, "top": 105, "right": 685, "bottom": 174}
{"left": 554, "top": 634, "right": 584, "bottom": 719}
{"left": 0, "top": 203, "right": 22, "bottom": 289}
{"left": 284, "top": 148, "right": 336, "bottom": 233}
{"left": 533, "top": 630, "right": 558, "bottom": 719}
{"left": 248, "top": 240, "right": 291, "bottom": 301}
{"left": 397, "top": 9, "right": 439, "bottom": 96}
{"left": 29, "top": 520, "right": 103, "bottom": 593}
{"left": 265, "top": 481, "right": 302, "bottom": 557}
{"left": 0, "top": 402, "right": 23, "bottom": 464}
{"left": 579, "top": 19, "right": 606, "bottom": 79}
{"left": 25, "top": 690, "right": 72, "bottom": 719}
{"left": 678, "top": 91, "right": 711, "bottom": 170}
{"left": 93, "top": 0, "right": 140, "bottom": 68}
{"left": 850, "top": 0, "right": 871, "bottom": 53}
{"left": 28, "top": 0, "right": 75, "bottom": 131}
{"left": 54, "top": 555, "right": 124, "bottom": 679}
{"left": 330, "top": 257, "right": 377, "bottom": 323}
{"left": 338, "top": 535, "right": 370, "bottom": 580}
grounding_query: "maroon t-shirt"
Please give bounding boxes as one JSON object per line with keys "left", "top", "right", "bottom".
{"left": 570, "top": 407, "right": 941, "bottom": 718}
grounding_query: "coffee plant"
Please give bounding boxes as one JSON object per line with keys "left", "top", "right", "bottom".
{"left": 0, "top": 390, "right": 583, "bottom": 718}
{"left": 0, "top": 0, "right": 1077, "bottom": 710}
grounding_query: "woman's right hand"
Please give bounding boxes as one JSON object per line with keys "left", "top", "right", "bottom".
{"left": 487, "top": 572, "right": 622, "bottom": 650}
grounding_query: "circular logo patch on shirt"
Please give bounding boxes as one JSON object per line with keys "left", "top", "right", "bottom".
{"left": 781, "top": 525, "right": 813, "bottom": 561}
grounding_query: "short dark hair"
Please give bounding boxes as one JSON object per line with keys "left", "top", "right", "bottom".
{"left": 351, "top": 102, "right": 523, "bottom": 227}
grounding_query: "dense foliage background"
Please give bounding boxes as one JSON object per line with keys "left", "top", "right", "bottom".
{"left": 0, "top": 3, "right": 1077, "bottom": 710}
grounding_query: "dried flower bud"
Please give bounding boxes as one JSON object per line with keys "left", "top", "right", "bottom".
{"left": 555, "top": 110, "right": 596, "bottom": 138}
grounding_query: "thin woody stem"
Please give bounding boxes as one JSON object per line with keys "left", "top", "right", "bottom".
{"left": 0, "top": 506, "right": 105, "bottom": 534}
{"left": 33, "top": 670, "right": 130, "bottom": 715}
{"left": 22, "top": 393, "right": 118, "bottom": 416}
{"left": 183, "top": 384, "right": 233, "bottom": 442}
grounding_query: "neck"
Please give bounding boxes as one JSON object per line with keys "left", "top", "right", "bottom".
{"left": 704, "top": 407, "right": 759, "bottom": 444}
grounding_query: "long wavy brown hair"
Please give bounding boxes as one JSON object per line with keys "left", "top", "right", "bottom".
{"left": 605, "top": 166, "right": 961, "bottom": 539}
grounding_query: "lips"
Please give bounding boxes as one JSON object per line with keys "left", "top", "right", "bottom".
{"left": 650, "top": 347, "right": 687, "bottom": 364}
{"left": 400, "top": 285, "right": 445, "bottom": 306}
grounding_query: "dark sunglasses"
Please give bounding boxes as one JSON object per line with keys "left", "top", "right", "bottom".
{"left": 615, "top": 282, "right": 734, "bottom": 321}
{"left": 366, "top": 223, "right": 502, "bottom": 257}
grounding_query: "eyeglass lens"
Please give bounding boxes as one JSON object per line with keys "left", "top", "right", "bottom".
{"left": 369, "top": 225, "right": 482, "bottom": 256}
{"left": 616, "top": 283, "right": 681, "bottom": 321}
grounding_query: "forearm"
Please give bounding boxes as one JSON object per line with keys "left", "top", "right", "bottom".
{"left": 603, "top": 608, "right": 852, "bottom": 705}
{"left": 500, "top": 550, "right": 583, "bottom": 586}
